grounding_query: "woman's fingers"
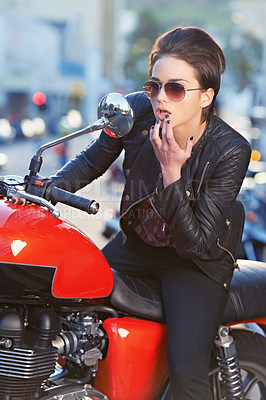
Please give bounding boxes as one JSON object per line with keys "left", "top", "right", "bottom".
{"left": 10, "top": 197, "right": 27, "bottom": 205}
{"left": 150, "top": 116, "right": 193, "bottom": 164}
{"left": 150, "top": 119, "right": 161, "bottom": 148}
{"left": 163, "top": 117, "right": 176, "bottom": 147}
{"left": 184, "top": 135, "right": 194, "bottom": 157}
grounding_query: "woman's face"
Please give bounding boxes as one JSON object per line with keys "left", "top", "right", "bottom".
{"left": 150, "top": 55, "right": 209, "bottom": 134}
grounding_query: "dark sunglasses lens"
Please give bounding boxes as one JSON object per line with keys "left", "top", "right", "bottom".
{"left": 144, "top": 81, "right": 159, "bottom": 99}
{"left": 165, "top": 82, "right": 185, "bottom": 101}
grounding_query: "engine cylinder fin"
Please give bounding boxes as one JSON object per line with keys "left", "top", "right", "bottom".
{"left": 0, "top": 347, "right": 58, "bottom": 399}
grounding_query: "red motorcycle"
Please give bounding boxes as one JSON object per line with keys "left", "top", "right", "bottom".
{"left": 0, "top": 93, "right": 266, "bottom": 400}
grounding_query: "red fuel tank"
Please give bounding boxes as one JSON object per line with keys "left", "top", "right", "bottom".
{"left": 0, "top": 199, "right": 113, "bottom": 300}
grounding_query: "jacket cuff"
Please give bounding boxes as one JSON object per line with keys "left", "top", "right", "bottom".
{"left": 151, "top": 175, "right": 188, "bottom": 220}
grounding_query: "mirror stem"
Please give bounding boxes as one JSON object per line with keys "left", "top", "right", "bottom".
{"left": 28, "top": 117, "right": 109, "bottom": 176}
{"left": 36, "top": 116, "right": 109, "bottom": 157}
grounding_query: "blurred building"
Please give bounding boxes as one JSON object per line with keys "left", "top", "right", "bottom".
{"left": 0, "top": 0, "right": 125, "bottom": 132}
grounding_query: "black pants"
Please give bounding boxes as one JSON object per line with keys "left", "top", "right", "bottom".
{"left": 102, "top": 231, "right": 229, "bottom": 400}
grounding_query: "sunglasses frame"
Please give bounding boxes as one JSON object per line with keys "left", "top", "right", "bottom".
{"left": 143, "top": 80, "right": 204, "bottom": 102}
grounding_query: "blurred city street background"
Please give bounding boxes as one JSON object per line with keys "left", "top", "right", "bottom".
{"left": 0, "top": 0, "right": 265, "bottom": 257}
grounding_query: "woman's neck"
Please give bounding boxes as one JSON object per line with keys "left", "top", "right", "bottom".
{"left": 173, "top": 121, "right": 207, "bottom": 149}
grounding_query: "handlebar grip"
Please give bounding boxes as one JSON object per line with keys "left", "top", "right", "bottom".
{"left": 46, "top": 184, "right": 99, "bottom": 214}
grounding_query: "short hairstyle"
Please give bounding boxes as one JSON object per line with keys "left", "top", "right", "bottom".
{"left": 149, "top": 27, "right": 226, "bottom": 122}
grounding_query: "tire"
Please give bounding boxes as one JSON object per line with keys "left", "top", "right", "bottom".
{"left": 209, "top": 328, "right": 266, "bottom": 399}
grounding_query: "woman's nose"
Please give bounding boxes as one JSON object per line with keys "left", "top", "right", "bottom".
{"left": 157, "top": 84, "right": 168, "bottom": 102}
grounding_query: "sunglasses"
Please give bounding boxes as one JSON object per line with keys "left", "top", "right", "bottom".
{"left": 143, "top": 80, "right": 204, "bottom": 102}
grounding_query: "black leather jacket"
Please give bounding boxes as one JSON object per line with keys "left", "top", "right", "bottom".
{"left": 52, "top": 91, "right": 251, "bottom": 288}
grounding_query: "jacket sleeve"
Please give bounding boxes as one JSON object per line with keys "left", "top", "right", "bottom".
{"left": 151, "top": 140, "right": 251, "bottom": 258}
{"left": 50, "top": 131, "right": 123, "bottom": 193}
{"left": 50, "top": 91, "right": 152, "bottom": 193}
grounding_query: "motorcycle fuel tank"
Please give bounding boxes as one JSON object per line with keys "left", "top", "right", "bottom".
{"left": 0, "top": 199, "right": 113, "bottom": 300}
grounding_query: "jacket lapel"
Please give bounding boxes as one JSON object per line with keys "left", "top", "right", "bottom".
{"left": 124, "top": 136, "right": 161, "bottom": 205}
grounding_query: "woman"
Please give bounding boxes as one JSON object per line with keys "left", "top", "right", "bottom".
{"left": 52, "top": 27, "right": 251, "bottom": 399}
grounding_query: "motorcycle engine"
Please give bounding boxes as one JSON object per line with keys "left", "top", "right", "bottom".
{"left": 0, "top": 306, "right": 60, "bottom": 399}
{"left": 53, "top": 312, "right": 106, "bottom": 368}
{"left": 0, "top": 306, "right": 106, "bottom": 400}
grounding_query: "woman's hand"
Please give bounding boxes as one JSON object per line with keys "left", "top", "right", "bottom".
{"left": 150, "top": 116, "right": 193, "bottom": 188}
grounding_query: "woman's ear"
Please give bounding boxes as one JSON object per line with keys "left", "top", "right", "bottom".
{"left": 201, "top": 88, "right": 214, "bottom": 109}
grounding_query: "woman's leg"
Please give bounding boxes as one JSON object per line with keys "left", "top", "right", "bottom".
{"left": 101, "top": 231, "right": 153, "bottom": 275}
{"left": 159, "top": 261, "right": 229, "bottom": 400}
{"left": 102, "top": 231, "right": 229, "bottom": 400}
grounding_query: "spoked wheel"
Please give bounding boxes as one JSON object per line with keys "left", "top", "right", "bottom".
{"left": 209, "top": 329, "right": 266, "bottom": 399}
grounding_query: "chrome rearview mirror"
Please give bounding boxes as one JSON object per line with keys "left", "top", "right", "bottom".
{"left": 28, "top": 93, "right": 134, "bottom": 176}
{"left": 97, "top": 92, "right": 134, "bottom": 138}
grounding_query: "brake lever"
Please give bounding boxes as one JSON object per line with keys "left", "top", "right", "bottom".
{"left": 6, "top": 187, "right": 60, "bottom": 218}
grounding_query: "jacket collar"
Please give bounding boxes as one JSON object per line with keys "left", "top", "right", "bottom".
{"left": 190, "top": 116, "right": 213, "bottom": 158}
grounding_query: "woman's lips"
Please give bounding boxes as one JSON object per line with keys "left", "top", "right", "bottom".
{"left": 156, "top": 109, "right": 170, "bottom": 121}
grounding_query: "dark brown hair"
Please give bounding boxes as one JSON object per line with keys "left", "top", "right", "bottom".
{"left": 149, "top": 27, "right": 226, "bottom": 122}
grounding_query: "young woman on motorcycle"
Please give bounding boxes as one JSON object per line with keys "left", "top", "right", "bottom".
{"left": 51, "top": 27, "right": 251, "bottom": 399}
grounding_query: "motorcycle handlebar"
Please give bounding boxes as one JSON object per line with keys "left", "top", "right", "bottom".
{"left": 46, "top": 185, "right": 99, "bottom": 215}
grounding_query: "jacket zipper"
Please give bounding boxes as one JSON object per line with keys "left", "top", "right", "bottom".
{"left": 149, "top": 196, "right": 167, "bottom": 231}
{"left": 217, "top": 238, "right": 240, "bottom": 270}
{"left": 196, "top": 161, "right": 210, "bottom": 198}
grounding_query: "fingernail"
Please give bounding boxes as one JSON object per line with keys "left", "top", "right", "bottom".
{"left": 151, "top": 125, "right": 154, "bottom": 130}
{"left": 156, "top": 120, "right": 160, "bottom": 124}
{"left": 20, "top": 200, "right": 24, "bottom": 205}
{"left": 12, "top": 199, "right": 16, "bottom": 203}
{"left": 165, "top": 114, "right": 169, "bottom": 118}
{"left": 167, "top": 120, "right": 170, "bottom": 124}
{"left": 190, "top": 136, "right": 193, "bottom": 140}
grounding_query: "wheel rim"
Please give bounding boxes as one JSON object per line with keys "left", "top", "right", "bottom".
{"left": 210, "top": 364, "right": 266, "bottom": 400}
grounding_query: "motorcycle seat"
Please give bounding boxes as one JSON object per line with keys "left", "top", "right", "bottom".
{"left": 110, "top": 259, "right": 266, "bottom": 324}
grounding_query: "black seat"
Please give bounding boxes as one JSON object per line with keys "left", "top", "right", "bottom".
{"left": 110, "top": 259, "right": 266, "bottom": 324}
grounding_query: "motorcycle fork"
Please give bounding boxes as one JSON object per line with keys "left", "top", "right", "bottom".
{"left": 215, "top": 325, "right": 245, "bottom": 399}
